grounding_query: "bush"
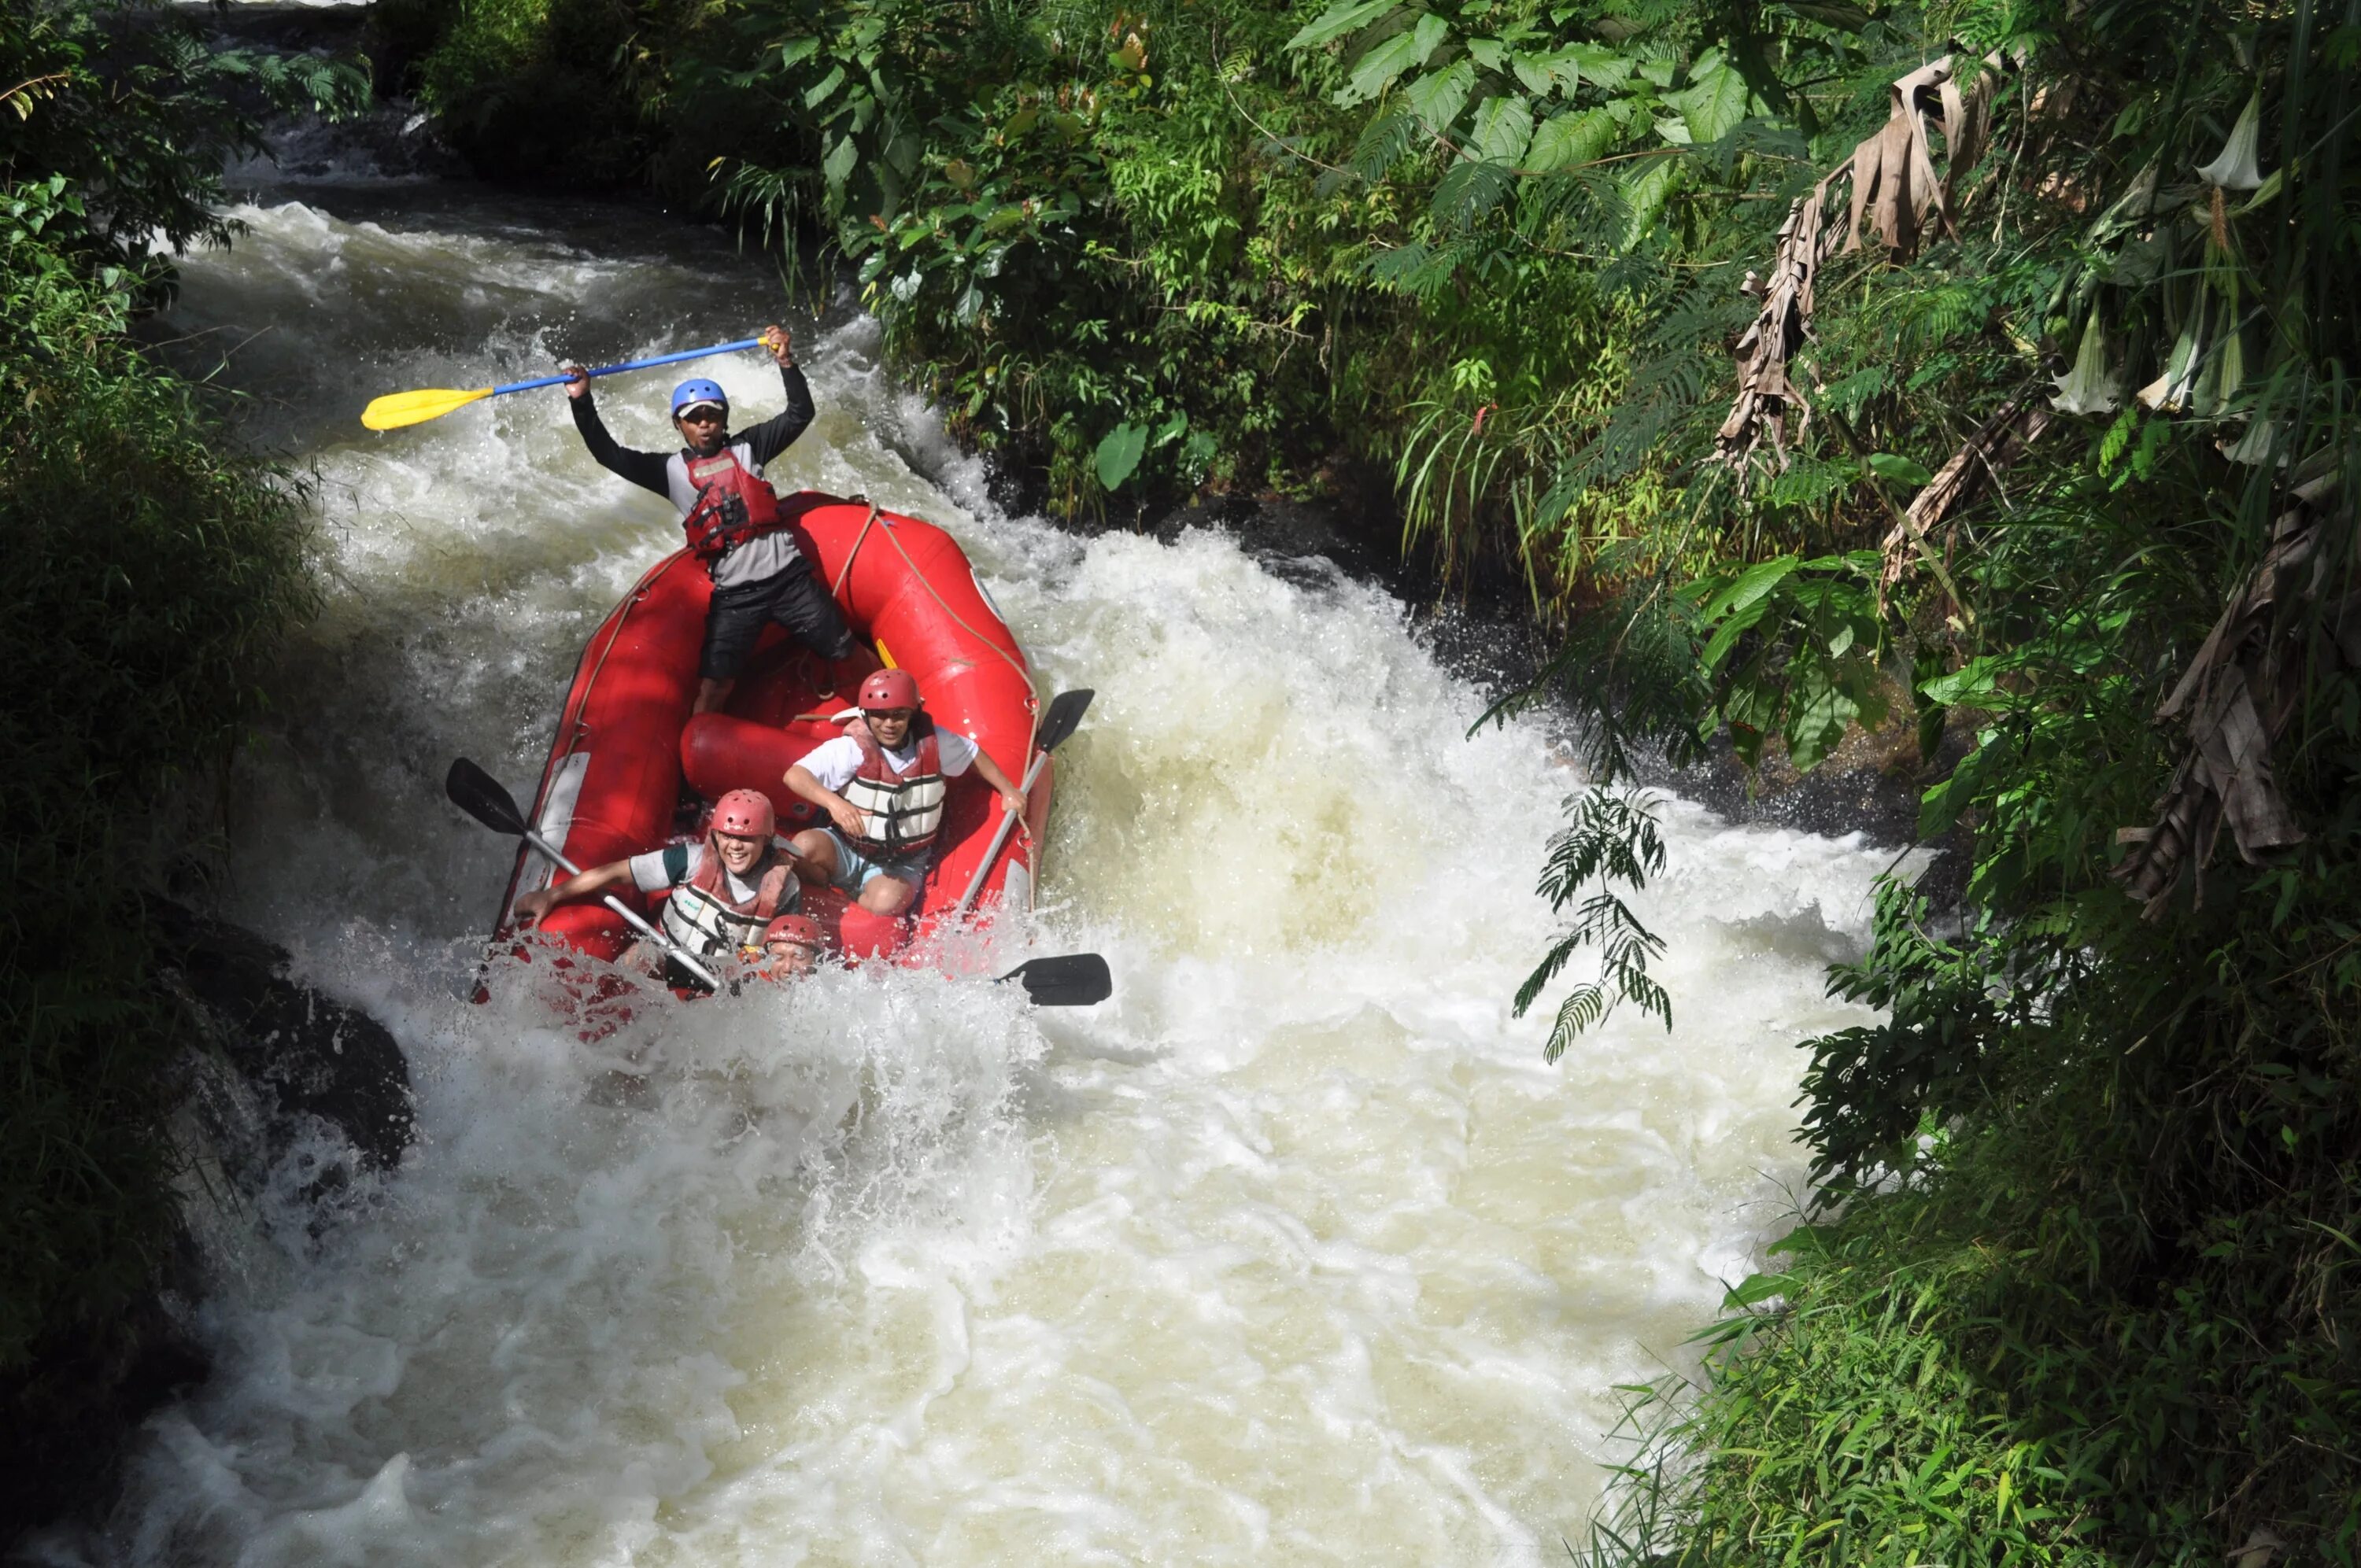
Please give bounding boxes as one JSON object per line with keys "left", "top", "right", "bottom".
{"left": 0, "top": 181, "right": 316, "bottom": 1367}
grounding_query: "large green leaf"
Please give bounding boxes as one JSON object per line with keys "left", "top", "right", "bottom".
{"left": 804, "top": 63, "right": 847, "bottom": 109}
{"left": 1700, "top": 554, "right": 1802, "bottom": 622}
{"left": 1095, "top": 422, "right": 1148, "bottom": 491}
{"left": 1699, "top": 593, "right": 1775, "bottom": 671}
{"left": 1868, "top": 452, "right": 1936, "bottom": 486}
{"left": 1343, "top": 28, "right": 1430, "bottom": 103}
{"left": 1565, "top": 43, "right": 1634, "bottom": 89}
{"left": 1287, "top": 0, "right": 1398, "bottom": 50}
{"left": 1526, "top": 107, "right": 1620, "bottom": 172}
{"left": 1409, "top": 13, "right": 1450, "bottom": 67}
{"left": 1618, "top": 155, "right": 1678, "bottom": 248}
{"left": 1670, "top": 57, "right": 1750, "bottom": 142}
{"left": 1405, "top": 59, "right": 1476, "bottom": 130}
{"left": 1785, "top": 661, "right": 1859, "bottom": 773}
{"left": 1919, "top": 655, "right": 2023, "bottom": 710}
{"left": 1517, "top": 43, "right": 1598, "bottom": 96}
{"left": 821, "top": 133, "right": 859, "bottom": 191}
{"left": 1470, "top": 94, "right": 1534, "bottom": 164}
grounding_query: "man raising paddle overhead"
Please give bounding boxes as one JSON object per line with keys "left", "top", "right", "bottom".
{"left": 564, "top": 325, "right": 874, "bottom": 714}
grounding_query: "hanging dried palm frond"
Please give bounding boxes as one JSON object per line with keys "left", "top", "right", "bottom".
{"left": 1715, "top": 165, "right": 1846, "bottom": 477}
{"left": 2115, "top": 471, "right": 2361, "bottom": 917}
{"left": 1877, "top": 390, "right": 2052, "bottom": 604}
{"left": 1715, "top": 52, "right": 2009, "bottom": 479}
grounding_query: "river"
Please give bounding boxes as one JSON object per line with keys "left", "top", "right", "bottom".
{"left": 70, "top": 169, "right": 1899, "bottom": 1563}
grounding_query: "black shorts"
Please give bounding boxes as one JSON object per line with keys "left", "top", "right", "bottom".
{"left": 701, "top": 562, "right": 857, "bottom": 681}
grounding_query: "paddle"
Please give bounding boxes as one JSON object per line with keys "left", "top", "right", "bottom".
{"left": 364, "top": 338, "right": 767, "bottom": 431}
{"left": 445, "top": 758, "right": 723, "bottom": 991}
{"left": 995, "top": 954, "right": 1112, "bottom": 1008}
{"left": 951, "top": 688, "right": 1095, "bottom": 917}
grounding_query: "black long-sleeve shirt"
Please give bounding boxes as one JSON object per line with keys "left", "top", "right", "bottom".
{"left": 571, "top": 363, "right": 816, "bottom": 586}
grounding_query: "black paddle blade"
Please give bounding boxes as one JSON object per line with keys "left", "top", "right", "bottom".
{"left": 1033, "top": 688, "right": 1094, "bottom": 754}
{"left": 996, "top": 953, "right": 1112, "bottom": 1008}
{"left": 445, "top": 758, "right": 529, "bottom": 837}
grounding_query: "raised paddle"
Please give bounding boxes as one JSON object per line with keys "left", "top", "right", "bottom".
{"left": 364, "top": 338, "right": 767, "bottom": 431}
{"left": 445, "top": 757, "right": 723, "bottom": 991}
{"left": 951, "top": 688, "right": 1095, "bottom": 917}
{"left": 995, "top": 954, "right": 1112, "bottom": 1007}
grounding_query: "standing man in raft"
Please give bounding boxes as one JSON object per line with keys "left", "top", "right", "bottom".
{"left": 564, "top": 325, "right": 873, "bottom": 714}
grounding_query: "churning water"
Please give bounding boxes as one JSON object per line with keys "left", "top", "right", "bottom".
{"left": 70, "top": 183, "right": 1897, "bottom": 1564}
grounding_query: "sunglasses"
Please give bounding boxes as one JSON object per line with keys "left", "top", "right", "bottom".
{"left": 676, "top": 404, "right": 727, "bottom": 424}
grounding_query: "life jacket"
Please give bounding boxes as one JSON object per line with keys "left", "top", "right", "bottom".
{"left": 658, "top": 836, "right": 800, "bottom": 961}
{"left": 840, "top": 720, "right": 947, "bottom": 859}
{"left": 678, "top": 447, "right": 787, "bottom": 562}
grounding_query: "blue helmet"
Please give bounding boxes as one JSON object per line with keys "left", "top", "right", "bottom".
{"left": 671, "top": 378, "right": 729, "bottom": 415}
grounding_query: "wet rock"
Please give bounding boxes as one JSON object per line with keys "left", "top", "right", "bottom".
{"left": 1, "top": 904, "right": 412, "bottom": 1549}
{"left": 147, "top": 896, "right": 415, "bottom": 1173}
{"left": 1645, "top": 710, "right": 1976, "bottom": 912}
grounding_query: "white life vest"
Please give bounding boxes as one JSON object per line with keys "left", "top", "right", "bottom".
{"left": 657, "top": 838, "right": 800, "bottom": 960}
{"left": 841, "top": 724, "right": 946, "bottom": 858}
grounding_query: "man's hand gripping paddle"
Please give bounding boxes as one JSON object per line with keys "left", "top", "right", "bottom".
{"left": 952, "top": 688, "right": 1093, "bottom": 917}
{"left": 445, "top": 758, "right": 724, "bottom": 991}
{"left": 365, "top": 338, "right": 766, "bottom": 432}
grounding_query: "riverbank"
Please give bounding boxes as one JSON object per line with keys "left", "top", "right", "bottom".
{"left": 0, "top": 4, "right": 405, "bottom": 1541}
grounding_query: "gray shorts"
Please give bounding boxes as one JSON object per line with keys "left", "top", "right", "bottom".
{"left": 815, "top": 827, "right": 930, "bottom": 894}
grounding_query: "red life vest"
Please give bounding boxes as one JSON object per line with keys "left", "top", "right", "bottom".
{"left": 679, "top": 448, "right": 788, "bottom": 562}
{"left": 659, "top": 836, "right": 800, "bottom": 960}
{"left": 841, "top": 723, "right": 947, "bottom": 858}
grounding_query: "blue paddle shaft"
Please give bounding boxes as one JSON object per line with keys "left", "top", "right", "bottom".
{"left": 489, "top": 338, "right": 768, "bottom": 397}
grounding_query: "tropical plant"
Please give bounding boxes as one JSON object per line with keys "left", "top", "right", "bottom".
{"left": 0, "top": 0, "right": 367, "bottom": 270}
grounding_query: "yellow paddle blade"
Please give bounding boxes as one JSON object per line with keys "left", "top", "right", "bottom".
{"left": 361, "top": 385, "right": 495, "bottom": 431}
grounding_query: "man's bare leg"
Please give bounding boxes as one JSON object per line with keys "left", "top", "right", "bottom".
{"left": 693, "top": 677, "right": 735, "bottom": 715}
{"left": 788, "top": 829, "right": 841, "bottom": 882}
{"left": 855, "top": 874, "right": 919, "bottom": 916}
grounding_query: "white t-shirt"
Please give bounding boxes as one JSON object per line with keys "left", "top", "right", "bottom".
{"left": 796, "top": 726, "right": 977, "bottom": 794}
{"left": 628, "top": 840, "right": 763, "bottom": 901}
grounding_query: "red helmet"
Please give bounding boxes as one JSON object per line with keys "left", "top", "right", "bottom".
{"left": 711, "top": 788, "right": 776, "bottom": 839}
{"left": 858, "top": 668, "right": 921, "bottom": 712}
{"left": 762, "top": 914, "right": 824, "bottom": 949}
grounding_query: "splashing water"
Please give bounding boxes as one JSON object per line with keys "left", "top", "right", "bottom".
{"left": 78, "top": 189, "right": 1897, "bottom": 1565}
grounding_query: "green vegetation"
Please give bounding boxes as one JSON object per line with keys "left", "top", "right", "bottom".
{"left": 0, "top": 2, "right": 356, "bottom": 1376}
{"left": 395, "top": 0, "right": 2361, "bottom": 1552}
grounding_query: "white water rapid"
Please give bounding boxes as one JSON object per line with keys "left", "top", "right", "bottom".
{"left": 74, "top": 186, "right": 1898, "bottom": 1565}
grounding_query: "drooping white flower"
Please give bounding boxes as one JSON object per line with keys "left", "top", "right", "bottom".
{"left": 2197, "top": 90, "right": 2267, "bottom": 192}
{"left": 2052, "top": 308, "right": 2120, "bottom": 415}
{"left": 2137, "top": 310, "right": 2205, "bottom": 413}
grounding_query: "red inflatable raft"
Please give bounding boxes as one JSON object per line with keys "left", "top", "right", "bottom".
{"left": 493, "top": 493, "right": 1051, "bottom": 964}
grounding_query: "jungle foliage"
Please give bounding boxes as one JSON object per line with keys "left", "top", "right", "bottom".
{"left": 398, "top": 0, "right": 2361, "bottom": 1553}
{"left": 0, "top": 1, "right": 339, "bottom": 1375}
